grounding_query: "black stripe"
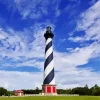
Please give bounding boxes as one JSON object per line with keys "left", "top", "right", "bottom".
{"left": 43, "top": 68, "right": 54, "bottom": 84}
{"left": 44, "top": 52, "right": 53, "bottom": 70}
{"left": 45, "top": 41, "right": 52, "bottom": 53}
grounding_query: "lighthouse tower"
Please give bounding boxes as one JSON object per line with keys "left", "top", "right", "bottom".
{"left": 42, "top": 26, "right": 57, "bottom": 95}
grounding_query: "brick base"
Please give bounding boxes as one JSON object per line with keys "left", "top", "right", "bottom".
{"left": 42, "top": 85, "right": 57, "bottom": 95}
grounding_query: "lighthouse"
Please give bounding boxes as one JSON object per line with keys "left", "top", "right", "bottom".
{"left": 42, "top": 26, "right": 57, "bottom": 95}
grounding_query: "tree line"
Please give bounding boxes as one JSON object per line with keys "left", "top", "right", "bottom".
{"left": 0, "top": 84, "right": 100, "bottom": 96}
{"left": 57, "top": 84, "right": 100, "bottom": 96}
{"left": 0, "top": 87, "right": 14, "bottom": 96}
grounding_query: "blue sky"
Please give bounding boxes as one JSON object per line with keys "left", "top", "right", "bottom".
{"left": 0, "top": 0, "right": 100, "bottom": 90}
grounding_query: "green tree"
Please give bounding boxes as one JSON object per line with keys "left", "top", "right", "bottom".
{"left": 90, "top": 84, "right": 100, "bottom": 96}
{"left": 0, "top": 87, "right": 8, "bottom": 96}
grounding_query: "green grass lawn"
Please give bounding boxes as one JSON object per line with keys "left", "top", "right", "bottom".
{"left": 0, "top": 96, "right": 100, "bottom": 100}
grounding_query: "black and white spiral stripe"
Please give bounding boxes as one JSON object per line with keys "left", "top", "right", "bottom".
{"left": 43, "top": 38, "right": 55, "bottom": 85}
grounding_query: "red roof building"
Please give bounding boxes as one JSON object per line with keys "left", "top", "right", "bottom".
{"left": 14, "top": 90, "right": 24, "bottom": 96}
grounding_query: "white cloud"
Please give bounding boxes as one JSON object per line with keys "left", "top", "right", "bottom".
{"left": 0, "top": 28, "right": 8, "bottom": 40}
{"left": 68, "top": 36, "right": 84, "bottom": 42}
{"left": 1, "top": 0, "right": 61, "bottom": 19}
{"left": 0, "top": 22, "right": 55, "bottom": 69}
{"left": 0, "top": 69, "right": 100, "bottom": 90}
{"left": 55, "top": 10, "right": 60, "bottom": 17}
{"left": 16, "top": 60, "right": 44, "bottom": 70}
{"left": 0, "top": 34, "right": 6, "bottom": 40}
{"left": 69, "top": 0, "right": 100, "bottom": 42}
{"left": 89, "top": 0, "right": 99, "bottom": 5}
{"left": 0, "top": 26, "right": 44, "bottom": 59}
{"left": 54, "top": 42, "right": 100, "bottom": 72}
{"left": 56, "top": 68, "right": 100, "bottom": 89}
{"left": 0, "top": 70, "right": 43, "bottom": 90}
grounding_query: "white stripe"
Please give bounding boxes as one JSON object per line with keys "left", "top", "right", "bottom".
{"left": 45, "top": 46, "right": 53, "bottom": 59}
{"left": 44, "top": 60, "right": 54, "bottom": 79}
{"left": 49, "top": 77, "right": 55, "bottom": 85}
{"left": 46, "top": 38, "right": 52, "bottom": 45}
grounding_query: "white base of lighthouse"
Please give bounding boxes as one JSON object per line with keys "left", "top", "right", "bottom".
{"left": 42, "top": 85, "right": 57, "bottom": 95}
